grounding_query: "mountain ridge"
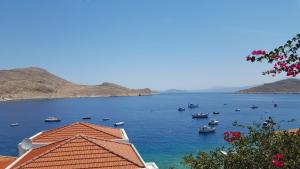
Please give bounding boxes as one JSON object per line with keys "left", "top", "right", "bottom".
{"left": 0, "top": 67, "right": 153, "bottom": 101}
{"left": 237, "top": 78, "right": 300, "bottom": 94}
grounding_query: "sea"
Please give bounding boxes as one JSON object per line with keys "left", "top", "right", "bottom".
{"left": 0, "top": 93, "right": 299, "bottom": 169}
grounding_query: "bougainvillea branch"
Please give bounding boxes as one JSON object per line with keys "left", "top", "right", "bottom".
{"left": 246, "top": 33, "right": 300, "bottom": 77}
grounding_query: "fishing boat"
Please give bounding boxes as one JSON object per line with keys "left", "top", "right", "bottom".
{"left": 199, "top": 125, "right": 216, "bottom": 133}
{"left": 213, "top": 112, "right": 220, "bottom": 114}
{"left": 250, "top": 105, "right": 258, "bottom": 109}
{"left": 208, "top": 119, "right": 219, "bottom": 125}
{"left": 192, "top": 113, "right": 209, "bottom": 118}
{"left": 178, "top": 107, "right": 185, "bottom": 111}
{"left": 235, "top": 109, "right": 241, "bottom": 112}
{"left": 10, "top": 123, "right": 19, "bottom": 127}
{"left": 103, "top": 118, "right": 111, "bottom": 121}
{"left": 44, "top": 117, "right": 61, "bottom": 122}
{"left": 82, "top": 117, "right": 92, "bottom": 120}
{"left": 188, "top": 104, "right": 199, "bottom": 109}
{"left": 114, "top": 122, "right": 125, "bottom": 126}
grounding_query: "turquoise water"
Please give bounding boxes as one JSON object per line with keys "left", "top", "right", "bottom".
{"left": 0, "top": 93, "right": 299, "bottom": 168}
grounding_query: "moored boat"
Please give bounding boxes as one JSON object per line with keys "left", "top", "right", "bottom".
{"left": 199, "top": 125, "right": 216, "bottom": 133}
{"left": 250, "top": 105, "right": 258, "bottom": 109}
{"left": 213, "top": 112, "right": 220, "bottom": 114}
{"left": 188, "top": 104, "right": 199, "bottom": 109}
{"left": 192, "top": 113, "right": 209, "bottom": 118}
{"left": 262, "top": 117, "right": 276, "bottom": 128}
{"left": 274, "top": 104, "right": 278, "bottom": 108}
{"left": 178, "top": 107, "right": 185, "bottom": 111}
{"left": 208, "top": 119, "right": 219, "bottom": 125}
{"left": 82, "top": 117, "right": 92, "bottom": 120}
{"left": 114, "top": 122, "right": 125, "bottom": 126}
{"left": 10, "top": 123, "right": 19, "bottom": 127}
{"left": 45, "top": 117, "right": 61, "bottom": 122}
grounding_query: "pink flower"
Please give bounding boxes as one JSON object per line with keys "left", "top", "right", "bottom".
{"left": 251, "top": 50, "right": 266, "bottom": 55}
{"left": 272, "top": 154, "right": 285, "bottom": 168}
{"left": 272, "top": 160, "right": 284, "bottom": 168}
{"left": 274, "top": 154, "right": 284, "bottom": 159}
{"left": 246, "top": 56, "right": 252, "bottom": 61}
{"left": 251, "top": 50, "right": 258, "bottom": 55}
{"left": 224, "top": 131, "right": 241, "bottom": 142}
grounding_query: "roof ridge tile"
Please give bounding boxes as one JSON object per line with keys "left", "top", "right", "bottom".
{"left": 82, "top": 135, "right": 145, "bottom": 168}
{"left": 79, "top": 122, "right": 123, "bottom": 139}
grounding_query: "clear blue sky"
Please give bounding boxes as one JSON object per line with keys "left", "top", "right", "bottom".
{"left": 0, "top": 0, "right": 299, "bottom": 90}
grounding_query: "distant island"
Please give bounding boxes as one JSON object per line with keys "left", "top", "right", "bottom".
{"left": 0, "top": 67, "right": 153, "bottom": 101}
{"left": 238, "top": 79, "right": 300, "bottom": 94}
{"left": 163, "top": 86, "right": 252, "bottom": 93}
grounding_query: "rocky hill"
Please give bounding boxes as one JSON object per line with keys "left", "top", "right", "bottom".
{"left": 0, "top": 67, "right": 152, "bottom": 101}
{"left": 238, "top": 79, "right": 300, "bottom": 94}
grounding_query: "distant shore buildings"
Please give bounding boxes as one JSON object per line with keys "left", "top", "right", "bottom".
{"left": 0, "top": 122, "right": 158, "bottom": 169}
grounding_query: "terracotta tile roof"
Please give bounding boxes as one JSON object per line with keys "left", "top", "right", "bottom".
{"left": 0, "top": 156, "right": 16, "bottom": 169}
{"left": 32, "top": 122, "right": 124, "bottom": 143}
{"left": 11, "top": 135, "right": 145, "bottom": 169}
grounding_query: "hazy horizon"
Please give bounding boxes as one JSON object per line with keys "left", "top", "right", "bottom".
{"left": 1, "top": 1, "right": 300, "bottom": 90}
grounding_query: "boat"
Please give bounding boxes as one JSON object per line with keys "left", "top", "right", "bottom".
{"left": 103, "top": 118, "right": 111, "bottom": 121}
{"left": 188, "top": 104, "right": 199, "bottom": 109}
{"left": 274, "top": 104, "right": 278, "bottom": 108}
{"left": 10, "top": 123, "right": 19, "bottom": 127}
{"left": 114, "top": 122, "right": 125, "bottom": 126}
{"left": 199, "top": 125, "right": 216, "bottom": 133}
{"left": 250, "top": 105, "right": 258, "bottom": 109}
{"left": 44, "top": 117, "right": 61, "bottom": 122}
{"left": 235, "top": 109, "right": 241, "bottom": 112}
{"left": 192, "top": 113, "right": 209, "bottom": 118}
{"left": 82, "top": 117, "right": 92, "bottom": 120}
{"left": 213, "top": 112, "right": 220, "bottom": 114}
{"left": 178, "top": 107, "right": 185, "bottom": 111}
{"left": 265, "top": 117, "right": 276, "bottom": 124}
{"left": 262, "top": 117, "right": 276, "bottom": 128}
{"left": 208, "top": 119, "right": 219, "bottom": 125}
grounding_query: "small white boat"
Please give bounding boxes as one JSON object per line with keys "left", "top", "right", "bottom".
{"left": 10, "top": 123, "right": 19, "bottom": 127}
{"left": 103, "top": 118, "right": 111, "bottom": 121}
{"left": 192, "top": 113, "right": 209, "bottom": 118}
{"left": 235, "top": 109, "right": 241, "bottom": 112}
{"left": 45, "top": 117, "right": 61, "bottom": 122}
{"left": 114, "top": 122, "right": 125, "bottom": 126}
{"left": 199, "top": 125, "right": 216, "bottom": 133}
{"left": 208, "top": 119, "right": 219, "bottom": 125}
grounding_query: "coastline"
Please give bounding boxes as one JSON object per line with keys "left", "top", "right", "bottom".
{"left": 236, "top": 92, "right": 300, "bottom": 94}
{"left": 0, "top": 93, "right": 157, "bottom": 102}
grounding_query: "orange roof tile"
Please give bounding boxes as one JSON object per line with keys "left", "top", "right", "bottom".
{"left": 0, "top": 156, "right": 16, "bottom": 169}
{"left": 32, "top": 122, "right": 124, "bottom": 143}
{"left": 12, "top": 135, "right": 145, "bottom": 169}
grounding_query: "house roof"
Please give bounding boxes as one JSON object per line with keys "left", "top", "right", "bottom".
{"left": 0, "top": 156, "right": 16, "bottom": 169}
{"left": 32, "top": 122, "right": 124, "bottom": 143}
{"left": 11, "top": 135, "right": 145, "bottom": 169}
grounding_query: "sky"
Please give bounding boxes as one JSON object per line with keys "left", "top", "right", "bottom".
{"left": 0, "top": 0, "right": 299, "bottom": 90}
